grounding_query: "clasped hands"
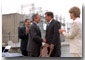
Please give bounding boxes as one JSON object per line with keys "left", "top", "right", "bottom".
{"left": 26, "top": 28, "right": 29, "bottom": 34}
{"left": 43, "top": 38, "right": 46, "bottom": 43}
{"left": 59, "top": 29, "right": 66, "bottom": 34}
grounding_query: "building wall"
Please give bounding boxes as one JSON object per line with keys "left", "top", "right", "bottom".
{"left": 2, "top": 13, "right": 24, "bottom": 43}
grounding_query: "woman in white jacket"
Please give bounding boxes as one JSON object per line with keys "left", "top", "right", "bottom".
{"left": 59, "top": 6, "right": 82, "bottom": 57}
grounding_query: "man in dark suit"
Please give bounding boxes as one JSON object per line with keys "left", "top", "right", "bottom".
{"left": 27, "top": 14, "right": 46, "bottom": 57}
{"left": 45, "top": 12, "right": 61, "bottom": 57}
{"left": 19, "top": 19, "right": 30, "bottom": 56}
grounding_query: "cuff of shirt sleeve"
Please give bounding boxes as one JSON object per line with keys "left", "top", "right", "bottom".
{"left": 63, "top": 32, "right": 65, "bottom": 35}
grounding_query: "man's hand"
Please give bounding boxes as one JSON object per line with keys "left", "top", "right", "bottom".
{"left": 49, "top": 44, "right": 54, "bottom": 50}
{"left": 59, "top": 29, "right": 66, "bottom": 34}
{"left": 44, "top": 43, "right": 49, "bottom": 47}
{"left": 26, "top": 28, "right": 29, "bottom": 34}
{"left": 43, "top": 38, "right": 46, "bottom": 43}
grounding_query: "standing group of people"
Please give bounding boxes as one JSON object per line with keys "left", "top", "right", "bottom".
{"left": 19, "top": 6, "right": 82, "bottom": 57}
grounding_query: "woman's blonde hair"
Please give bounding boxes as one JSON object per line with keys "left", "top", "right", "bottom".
{"left": 69, "top": 6, "right": 80, "bottom": 17}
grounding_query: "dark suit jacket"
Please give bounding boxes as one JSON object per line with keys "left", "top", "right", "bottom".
{"left": 27, "top": 22, "right": 43, "bottom": 55}
{"left": 19, "top": 27, "right": 29, "bottom": 51}
{"left": 45, "top": 19, "right": 61, "bottom": 57}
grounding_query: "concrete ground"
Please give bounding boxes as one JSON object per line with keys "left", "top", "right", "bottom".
{"left": 3, "top": 41, "right": 72, "bottom": 57}
{"left": 61, "top": 42, "right": 72, "bottom": 57}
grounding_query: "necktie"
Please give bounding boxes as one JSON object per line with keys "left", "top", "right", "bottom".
{"left": 47, "top": 23, "right": 50, "bottom": 29}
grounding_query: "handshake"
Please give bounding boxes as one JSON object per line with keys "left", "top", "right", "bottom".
{"left": 59, "top": 29, "right": 66, "bottom": 34}
{"left": 42, "top": 29, "right": 66, "bottom": 43}
{"left": 43, "top": 38, "right": 46, "bottom": 43}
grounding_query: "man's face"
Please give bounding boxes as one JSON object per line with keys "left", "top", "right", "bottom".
{"left": 36, "top": 15, "right": 40, "bottom": 23}
{"left": 45, "top": 14, "right": 51, "bottom": 22}
{"left": 25, "top": 20, "right": 30, "bottom": 27}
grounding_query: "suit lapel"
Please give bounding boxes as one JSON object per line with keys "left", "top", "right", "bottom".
{"left": 33, "top": 22, "right": 41, "bottom": 37}
{"left": 46, "top": 20, "right": 55, "bottom": 31}
{"left": 33, "top": 22, "right": 40, "bottom": 31}
{"left": 23, "top": 27, "right": 26, "bottom": 32}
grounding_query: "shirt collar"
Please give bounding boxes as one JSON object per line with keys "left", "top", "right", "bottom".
{"left": 49, "top": 19, "right": 53, "bottom": 24}
{"left": 25, "top": 26, "right": 29, "bottom": 29}
{"left": 73, "top": 17, "right": 80, "bottom": 22}
{"left": 34, "top": 22, "right": 39, "bottom": 26}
